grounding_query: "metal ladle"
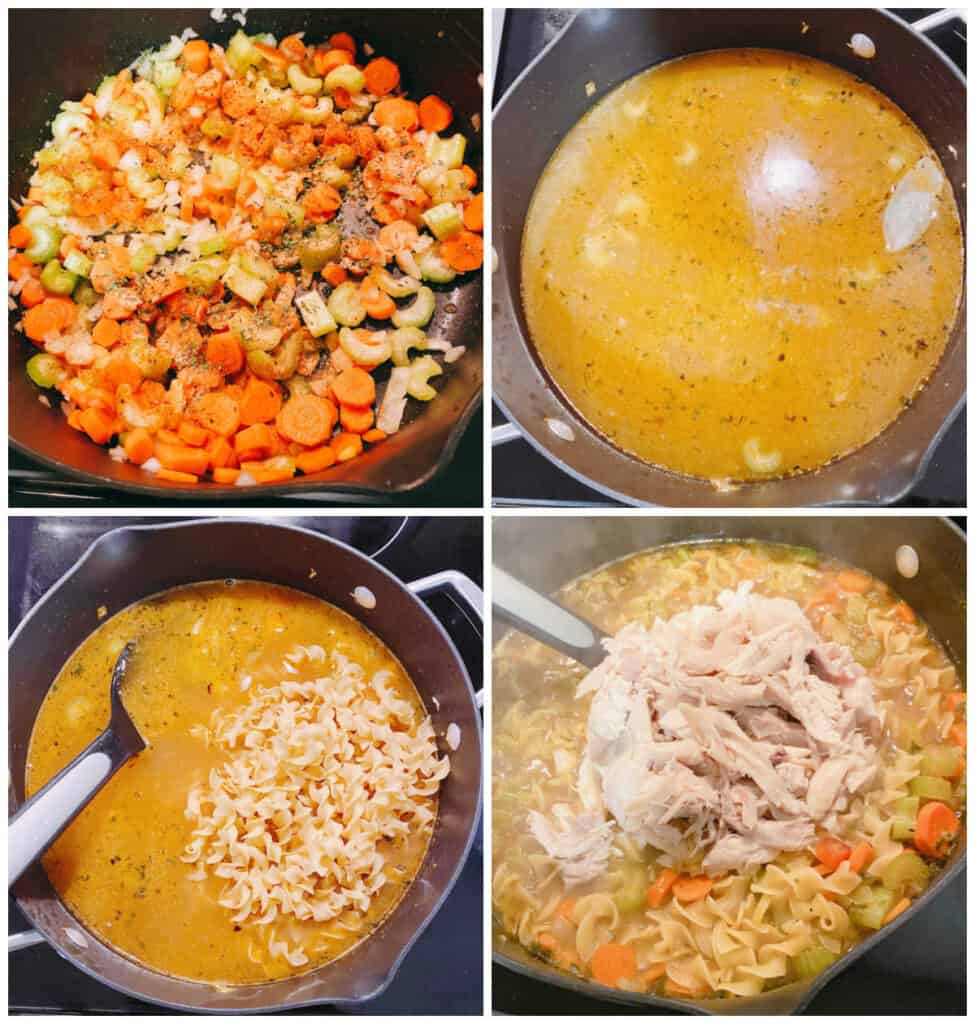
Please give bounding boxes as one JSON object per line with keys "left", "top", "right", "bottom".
{"left": 9, "top": 642, "right": 145, "bottom": 887}
{"left": 492, "top": 567, "right": 609, "bottom": 668}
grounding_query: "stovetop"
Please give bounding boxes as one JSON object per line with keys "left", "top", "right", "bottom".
{"left": 8, "top": 516, "right": 483, "bottom": 1015}
{"left": 492, "top": 8, "right": 967, "bottom": 508}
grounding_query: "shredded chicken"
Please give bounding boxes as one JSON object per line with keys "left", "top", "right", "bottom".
{"left": 530, "top": 583, "right": 882, "bottom": 883}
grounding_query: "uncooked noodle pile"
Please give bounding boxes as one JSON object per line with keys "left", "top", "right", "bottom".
{"left": 182, "top": 645, "right": 449, "bottom": 966}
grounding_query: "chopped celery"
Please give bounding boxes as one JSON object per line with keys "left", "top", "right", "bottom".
{"left": 287, "top": 64, "right": 323, "bottom": 96}
{"left": 200, "top": 110, "right": 232, "bottom": 139}
{"left": 324, "top": 64, "right": 365, "bottom": 95}
{"left": 155, "top": 35, "right": 185, "bottom": 61}
{"left": 95, "top": 76, "right": 116, "bottom": 106}
{"left": 21, "top": 205, "right": 54, "bottom": 229}
{"left": 222, "top": 264, "right": 267, "bottom": 305}
{"left": 36, "top": 145, "right": 62, "bottom": 171}
{"left": 153, "top": 59, "right": 181, "bottom": 94}
{"left": 226, "top": 30, "right": 262, "bottom": 75}
{"left": 298, "top": 224, "right": 341, "bottom": 272}
{"left": 391, "top": 326, "right": 426, "bottom": 366}
{"left": 255, "top": 78, "right": 295, "bottom": 121}
{"left": 792, "top": 945, "right": 838, "bottom": 980}
{"left": 168, "top": 147, "right": 192, "bottom": 177}
{"left": 40, "top": 259, "right": 78, "bottom": 295}
{"left": 294, "top": 97, "right": 334, "bottom": 125}
{"left": 25, "top": 222, "right": 62, "bottom": 264}
{"left": 51, "top": 110, "right": 90, "bottom": 142}
{"left": 422, "top": 202, "right": 463, "bottom": 241}
{"left": 375, "top": 268, "right": 420, "bottom": 298}
{"left": 199, "top": 234, "right": 227, "bottom": 257}
{"left": 613, "top": 864, "right": 649, "bottom": 914}
{"left": 296, "top": 291, "right": 338, "bottom": 338}
{"left": 186, "top": 256, "right": 228, "bottom": 293}
{"left": 160, "top": 220, "right": 188, "bottom": 251}
{"left": 392, "top": 286, "right": 436, "bottom": 329}
{"left": 879, "top": 850, "right": 929, "bottom": 891}
{"left": 425, "top": 132, "right": 467, "bottom": 170}
{"left": 338, "top": 327, "right": 391, "bottom": 364}
{"left": 920, "top": 744, "right": 962, "bottom": 779}
{"left": 37, "top": 174, "right": 72, "bottom": 217}
{"left": 72, "top": 279, "right": 98, "bottom": 306}
{"left": 328, "top": 281, "right": 366, "bottom": 327}
{"left": 128, "top": 339, "right": 172, "bottom": 380}
{"left": 127, "top": 168, "right": 165, "bottom": 199}
{"left": 891, "top": 795, "right": 920, "bottom": 841}
{"left": 237, "top": 249, "right": 277, "bottom": 283}
{"left": 909, "top": 775, "right": 953, "bottom": 803}
{"left": 210, "top": 154, "right": 240, "bottom": 191}
{"left": 63, "top": 250, "right": 92, "bottom": 278}
{"left": 319, "top": 164, "right": 351, "bottom": 189}
{"left": 265, "top": 197, "right": 305, "bottom": 230}
{"left": 418, "top": 166, "right": 469, "bottom": 204}
{"left": 247, "top": 334, "right": 303, "bottom": 380}
{"left": 416, "top": 245, "right": 457, "bottom": 284}
{"left": 130, "top": 245, "right": 158, "bottom": 275}
{"left": 26, "top": 353, "right": 65, "bottom": 389}
{"left": 407, "top": 354, "right": 443, "bottom": 400}
{"left": 849, "top": 883, "right": 894, "bottom": 931}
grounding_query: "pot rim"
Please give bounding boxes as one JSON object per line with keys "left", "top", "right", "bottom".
{"left": 492, "top": 8, "right": 967, "bottom": 507}
{"left": 10, "top": 517, "right": 483, "bottom": 1012}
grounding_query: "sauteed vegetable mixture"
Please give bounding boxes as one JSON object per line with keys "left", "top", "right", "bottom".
{"left": 9, "top": 27, "right": 482, "bottom": 485}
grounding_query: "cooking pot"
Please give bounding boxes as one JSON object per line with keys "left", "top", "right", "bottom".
{"left": 492, "top": 9, "right": 966, "bottom": 506}
{"left": 8, "top": 9, "right": 482, "bottom": 501}
{"left": 9, "top": 519, "right": 482, "bottom": 1012}
{"left": 492, "top": 515, "right": 965, "bottom": 1013}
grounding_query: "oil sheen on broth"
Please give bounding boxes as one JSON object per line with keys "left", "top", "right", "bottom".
{"left": 26, "top": 582, "right": 436, "bottom": 985}
{"left": 521, "top": 50, "right": 964, "bottom": 480}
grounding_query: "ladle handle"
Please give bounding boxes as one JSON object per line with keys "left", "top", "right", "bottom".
{"left": 8, "top": 726, "right": 133, "bottom": 888}
{"left": 492, "top": 567, "right": 609, "bottom": 668}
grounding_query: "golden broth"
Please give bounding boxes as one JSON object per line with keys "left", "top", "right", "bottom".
{"left": 521, "top": 50, "right": 964, "bottom": 480}
{"left": 26, "top": 581, "right": 436, "bottom": 986}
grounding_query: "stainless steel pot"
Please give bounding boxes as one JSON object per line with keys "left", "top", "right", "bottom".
{"left": 492, "top": 9, "right": 967, "bottom": 506}
{"left": 492, "top": 515, "right": 965, "bottom": 1013}
{"left": 9, "top": 519, "right": 482, "bottom": 1012}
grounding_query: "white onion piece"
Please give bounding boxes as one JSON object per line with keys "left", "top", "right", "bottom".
{"left": 883, "top": 156, "right": 944, "bottom": 253}
{"left": 352, "top": 586, "right": 377, "bottom": 610}
{"left": 849, "top": 33, "right": 876, "bottom": 59}
{"left": 896, "top": 544, "right": 919, "bottom": 579}
{"left": 142, "top": 457, "right": 161, "bottom": 474}
{"left": 546, "top": 417, "right": 575, "bottom": 442}
{"left": 445, "top": 723, "right": 461, "bottom": 751}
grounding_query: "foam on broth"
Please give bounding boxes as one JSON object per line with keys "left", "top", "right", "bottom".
{"left": 521, "top": 49, "right": 964, "bottom": 480}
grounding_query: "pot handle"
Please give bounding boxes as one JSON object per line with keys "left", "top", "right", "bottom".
{"left": 911, "top": 8, "right": 965, "bottom": 33}
{"left": 408, "top": 571, "right": 483, "bottom": 707}
{"left": 492, "top": 422, "right": 522, "bottom": 447}
{"left": 9, "top": 929, "right": 46, "bottom": 953}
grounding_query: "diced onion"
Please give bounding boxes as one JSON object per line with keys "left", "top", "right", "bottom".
{"left": 234, "top": 471, "right": 257, "bottom": 487}
{"left": 119, "top": 149, "right": 142, "bottom": 171}
{"left": 142, "top": 457, "right": 161, "bottom": 474}
{"left": 445, "top": 723, "right": 461, "bottom": 751}
{"left": 546, "top": 417, "right": 575, "bottom": 442}
{"left": 849, "top": 33, "right": 876, "bottom": 59}
{"left": 896, "top": 545, "right": 919, "bottom": 579}
{"left": 352, "top": 586, "right": 377, "bottom": 610}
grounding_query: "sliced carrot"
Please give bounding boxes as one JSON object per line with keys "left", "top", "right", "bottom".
{"left": 339, "top": 402, "right": 374, "bottom": 434}
{"left": 323, "top": 261, "right": 348, "bottom": 286}
{"left": 373, "top": 98, "right": 419, "bottom": 131}
{"left": 362, "top": 428, "right": 387, "bottom": 444}
{"left": 378, "top": 219, "right": 419, "bottom": 253}
{"left": 278, "top": 34, "right": 306, "bottom": 63}
{"left": 847, "top": 841, "right": 875, "bottom": 874}
{"left": 459, "top": 164, "right": 478, "bottom": 188}
{"left": 240, "top": 459, "right": 296, "bottom": 484}
{"left": 9, "top": 253, "right": 34, "bottom": 280}
{"left": 537, "top": 933, "right": 559, "bottom": 952}
{"left": 212, "top": 466, "right": 240, "bottom": 484}
{"left": 253, "top": 41, "right": 289, "bottom": 67}
{"left": 944, "top": 692, "right": 967, "bottom": 712}
{"left": 312, "top": 48, "right": 353, "bottom": 77}
{"left": 329, "top": 31, "right": 355, "bottom": 54}
{"left": 418, "top": 94, "right": 453, "bottom": 133}
{"left": 641, "top": 963, "right": 667, "bottom": 986}
{"left": 155, "top": 442, "right": 210, "bottom": 476}
{"left": 92, "top": 317, "right": 122, "bottom": 348}
{"left": 363, "top": 57, "right": 400, "bottom": 96}
{"left": 156, "top": 467, "right": 199, "bottom": 484}
{"left": 441, "top": 229, "right": 483, "bottom": 272}
{"left": 836, "top": 570, "right": 872, "bottom": 593}
{"left": 234, "top": 422, "right": 275, "bottom": 457}
{"left": 102, "top": 356, "right": 142, "bottom": 392}
{"left": 893, "top": 602, "right": 916, "bottom": 625}
{"left": 665, "top": 978, "right": 711, "bottom": 999}
{"left": 156, "top": 428, "right": 183, "bottom": 446}
{"left": 332, "top": 366, "right": 376, "bottom": 407}
{"left": 295, "top": 445, "right": 337, "bottom": 474}
{"left": 590, "top": 943, "right": 637, "bottom": 988}
{"left": 276, "top": 394, "right": 336, "bottom": 447}
{"left": 205, "top": 331, "right": 244, "bottom": 375}
{"left": 120, "top": 319, "right": 149, "bottom": 346}
{"left": 192, "top": 391, "right": 241, "bottom": 437}
{"left": 672, "top": 875, "right": 714, "bottom": 904}
{"left": 177, "top": 419, "right": 210, "bottom": 447}
{"left": 882, "top": 896, "right": 911, "bottom": 925}
{"left": 90, "top": 137, "right": 121, "bottom": 170}
{"left": 9, "top": 223, "right": 32, "bottom": 249}
{"left": 646, "top": 868, "right": 679, "bottom": 909}
{"left": 330, "top": 431, "right": 363, "bottom": 462}
{"left": 238, "top": 377, "right": 283, "bottom": 425}
{"left": 463, "top": 192, "right": 483, "bottom": 232}
{"left": 814, "top": 835, "right": 852, "bottom": 872}
{"left": 78, "top": 407, "right": 115, "bottom": 445}
{"left": 122, "top": 428, "right": 154, "bottom": 465}
{"left": 358, "top": 278, "right": 396, "bottom": 319}
{"left": 101, "top": 288, "right": 141, "bottom": 320}
{"left": 182, "top": 38, "right": 211, "bottom": 73}
{"left": 949, "top": 721, "right": 967, "bottom": 749}
{"left": 914, "top": 801, "right": 959, "bottom": 858}
{"left": 206, "top": 435, "right": 235, "bottom": 470}
{"left": 19, "top": 278, "right": 46, "bottom": 308}
{"left": 23, "top": 297, "right": 76, "bottom": 342}
{"left": 302, "top": 183, "right": 342, "bottom": 219}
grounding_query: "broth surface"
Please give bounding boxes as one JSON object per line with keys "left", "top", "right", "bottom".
{"left": 26, "top": 581, "right": 437, "bottom": 985}
{"left": 521, "top": 50, "right": 964, "bottom": 480}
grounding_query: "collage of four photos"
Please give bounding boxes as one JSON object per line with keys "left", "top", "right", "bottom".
{"left": 6, "top": 5, "right": 967, "bottom": 1017}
